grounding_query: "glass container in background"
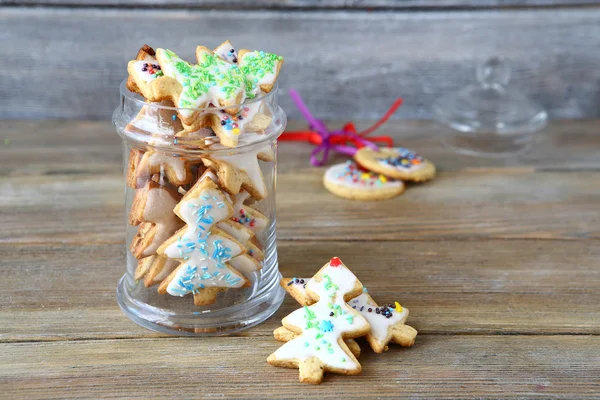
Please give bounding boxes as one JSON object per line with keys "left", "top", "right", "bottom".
{"left": 433, "top": 57, "right": 547, "bottom": 157}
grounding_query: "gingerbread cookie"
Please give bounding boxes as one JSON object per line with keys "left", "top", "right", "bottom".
{"left": 267, "top": 257, "right": 370, "bottom": 384}
{"left": 156, "top": 179, "right": 249, "bottom": 306}
{"left": 129, "top": 181, "right": 183, "bottom": 259}
{"left": 349, "top": 291, "right": 417, "bottom": 353}
{"left": 323, "top": 161, "right": 405, "bottom": 201}
{"left": 354, "top": 147, "right": 436, "bottom": 182}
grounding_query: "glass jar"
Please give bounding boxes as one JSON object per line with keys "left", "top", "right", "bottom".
{"left": 113, "top": 81, "right": 286, "bottom": 335}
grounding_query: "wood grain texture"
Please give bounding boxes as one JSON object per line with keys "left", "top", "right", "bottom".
{"left": 1, "top": 120, "right": 599, "bottom": 397}
{"left": 1, "top": 121, "right": 599, "bottom": 244}
{"left": 2, "top": 0, "right": 598, "bottom": 8}
{"left": 2, "top": 7, "right": 600, "bottom": 120}
{"left": 1, "top": 239, "right": 599, "bottom": 342}
{"left": 1, "top": 336, "right": 599, "bottom": 398}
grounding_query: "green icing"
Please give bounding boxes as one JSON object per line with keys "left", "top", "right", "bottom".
{"left": 323, "top": 274, "right": 339, "bottom": 292}
{"left": 304, "top": 306, "right": 320, "bottom": 330}
{"left": 240, "top": 50, "right": 282, "bottom": 96}
{"left": 160, "top": 49, "right": 245, "bottom": 108}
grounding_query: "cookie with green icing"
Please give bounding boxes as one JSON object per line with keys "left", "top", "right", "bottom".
{"left": 238, "top": 49, "right": 284, "bottom": 95}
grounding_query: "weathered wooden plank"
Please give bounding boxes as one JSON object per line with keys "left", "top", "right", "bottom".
{"left": 2, "top": 167, "right": 599, "bottom": 243}
{"left": 2, "top": 0, "right": 598, "bottom": 8}
{"left": 1, "top": 336, "right": 599, "bottom": 398}
{"left": 1, "top": 240, "right": 598, "bottom": 342}
{"left": 2, "top": 8, "right": 600, "bottom": 120}
{"left": 2, "top": 120, "right": 600, "bottom": 177}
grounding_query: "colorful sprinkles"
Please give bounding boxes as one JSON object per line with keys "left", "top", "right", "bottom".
{"left": 335, "top": 161, "right": 392, "bottom": 187}
{"left": 379, "top": 147, "right": 424, "bottom": 169}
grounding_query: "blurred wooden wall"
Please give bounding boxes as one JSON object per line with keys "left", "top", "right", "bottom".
{"left": 1, "top": 1, "right": 600, "bottom": 120}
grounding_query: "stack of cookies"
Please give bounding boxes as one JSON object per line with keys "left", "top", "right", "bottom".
{"left": 124, "top": 41, "right": 283, "bottom": 306}
{"left": 323, "top": 147, "right": 436, "bottom": 201}
{"left": 268, "top": 257, "right": 417, "bottom": 384}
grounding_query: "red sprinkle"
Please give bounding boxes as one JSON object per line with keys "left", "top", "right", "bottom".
{"left": 330, "top": 257, "right": 342, "bottom": 267}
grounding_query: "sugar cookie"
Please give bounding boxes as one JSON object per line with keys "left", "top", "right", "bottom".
{"left": 323, "top": 161, "right": 405, "bottom": 201}
{"left": 129, "top": 181, "right": 184, "bottom": 259}
{"left": 273, "top": 327, "right": 361, "bottom": 359}
{"left": 156, "top": 179, "right": 249, "bottom": 306}
{"left": 238, "top": 49, "right": 284, "bottom": 95}
{"left": 350, "top": 292, "right": 417, "bottom": 353}
{"left": 136, "top": 150, "right": 194, "bottom": 187}
{"left": 267, "top": 257, "right": 370, "bottom": 384}
{"left": 354, "top": 147, "right": 436, "bottom": 182}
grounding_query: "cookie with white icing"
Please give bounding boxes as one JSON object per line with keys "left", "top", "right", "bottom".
{"left": 135, "top": 150, "right": 194, "bottom": 187}
{"left": 354, "top": 147, "right": 436, "bottom": 182}
{"left": 156, "top": 179, "right": 249, "bottom": 306}
{"left": 126, "top": 45, "right": 165, "bottom": 99}
{"left": 323, "top": 161, "right": 405, "bottom": 201}
{"left": 129, "top": 181, "right": 184, "bottom": 259}
{"left": 238, "top": 49, "right": 284, "bottom": 95}
{"left": 350, "top": 292, "right": 417, "bottom": 353}
{"left": 124, "top": 100, "right": 182, "bottom": 138}
{"left": 214, "top": 40, "right": 238, "bottom": 64}
{"left": 273, "top": 326, "right": 361, "bottom": 360}
{"left": 202, "top": 143, "right": 270, "bottom": 200}
{"left": 267, "top": 257, "right": 370, "bottom": 384}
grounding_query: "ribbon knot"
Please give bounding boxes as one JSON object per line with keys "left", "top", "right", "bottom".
{"left": 281, "top": 89, "right": 403, "bottom": 166}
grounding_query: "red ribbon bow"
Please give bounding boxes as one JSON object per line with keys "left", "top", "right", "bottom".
{"left": 280, "top": 89, "right": 402, "bottom": 166}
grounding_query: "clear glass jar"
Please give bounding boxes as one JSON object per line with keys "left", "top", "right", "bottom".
{"left": 113, "top": 81, "right": 286, "bottom": 335}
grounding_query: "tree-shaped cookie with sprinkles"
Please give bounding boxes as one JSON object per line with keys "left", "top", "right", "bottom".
{"left": 349, "top": 291, "right": 418, "bottom": 353}
{"left": 267, "top": 257, "right": 370, "bottom": 384}
{"left": 278, "top": 277, "right": 418, "bottom": 354}
{"left": 156, "top": 178, "right": 250, "bottom": 306}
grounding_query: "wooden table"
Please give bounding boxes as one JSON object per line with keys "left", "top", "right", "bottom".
{"left": 1, "top": 120, "right": 599, "bottom": 399}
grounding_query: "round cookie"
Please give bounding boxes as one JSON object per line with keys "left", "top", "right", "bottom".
{"left": 354, "top": 147, "right": 436, "bottom": 182}
{"left": 323, "top": 161, "right": 405, "bottom": 201}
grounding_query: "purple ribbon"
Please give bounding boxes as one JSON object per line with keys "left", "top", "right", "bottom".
{"left": 289, "top": 89, "right": 379, "bottom": 167}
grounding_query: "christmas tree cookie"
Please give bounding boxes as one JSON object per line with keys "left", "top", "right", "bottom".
{"left": 156, "top": 178, "right": 249, "bottom": 306}
{"left": 267, "top": 257, "right": 370, "bottom": 384}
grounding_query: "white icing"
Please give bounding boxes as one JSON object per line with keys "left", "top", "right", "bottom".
{"left": 213, "top": 100, "right": 263, "bottom": 144}
{"left": 164, "top": 187, "right": 245, "bottom": 296}
{"left": 217, "top": 220, "right": 253, "bottom": 244}
{"left": 214, "top": 41, "right": 238, "bottom": 64}
{"left": 231, "top": 190, "right": 268, "bottom": 234}
{"left": 146, "top": 153, "right": 185, "bottom": 181}
{"left": 229, "top": 254, "right": 260, "bottom": 279}
{"left": 273, "top": 261, "right": 369, "bottom": 370}
{"left": 350, "top": 293, "right": 408, "bottom": 346}
{"left": 210, "top": 147, "right": 268, "bottom": 199}
{"left": 133, "top": 58, "right": 162, "bottom": 83}
{"left": 240, "top": 51, "right": 280, "bottom": 90}
{"left": 324, "top": 162, "right": 402, "bottom": 190}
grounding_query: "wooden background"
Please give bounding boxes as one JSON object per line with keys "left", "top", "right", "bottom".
{"left": 1, "top": 119, "right": 599, "bottom": 398}
{"left": 2, "top": 0, "right": 600, "bottom": 120}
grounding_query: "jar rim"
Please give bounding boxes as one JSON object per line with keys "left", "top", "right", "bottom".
{"left": 119, "top": 80, "right": 278, "bottom": 112}
{"left": 114, "top": 80, "right": 286, "bottom": 155}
